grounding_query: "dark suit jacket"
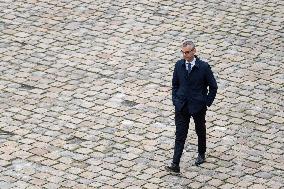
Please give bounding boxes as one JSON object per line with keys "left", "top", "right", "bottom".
{"left": 172, "top": 56, "right": 218, "bottom": 114}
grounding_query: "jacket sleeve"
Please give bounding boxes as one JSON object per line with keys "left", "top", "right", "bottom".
{"left": 172, "top": 63, "right": 179, "bottom": 103}
{"left": 205, "top": 65, "right": 218, "bottom": 107}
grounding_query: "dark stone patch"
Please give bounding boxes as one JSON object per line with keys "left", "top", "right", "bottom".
{"left": 121, "top": 100, "right": 138, "bottom": 107}
{"left": 67, "top": 136, "right": 87, "bottom": 144}
{"left": 0, "top": 129, "right": 14, "bottom": 137}
{"left": 20, "top": 84, "right": 36, "bottom": 90}
{"left": 19, "top": 41, "right": 27, "bottom": 46}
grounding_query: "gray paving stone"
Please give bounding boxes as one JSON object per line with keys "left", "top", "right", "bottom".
{"left": 0, "top": 0, "right": 283, "bottom": 188}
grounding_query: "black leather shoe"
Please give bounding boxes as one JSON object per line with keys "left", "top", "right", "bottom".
{"left": 165, "top": 163, "right": 180, "bottom": 173}
{"left": 195, "top": 154, "right": 205, "bottom": 166}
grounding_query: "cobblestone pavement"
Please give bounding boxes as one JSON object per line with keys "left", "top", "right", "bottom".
{"left": 0, "top": 0, "right": 283, "bottom": 188}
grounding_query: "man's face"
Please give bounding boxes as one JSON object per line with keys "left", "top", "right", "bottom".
{"left": 181, "top": 45, "right": 196, "bottom": 61}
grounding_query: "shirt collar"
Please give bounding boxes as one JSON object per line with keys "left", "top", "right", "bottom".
{"left": 183, "top": 56, "right": 199, "bottom": 68}
{"left": 186, "top": 58, "right": 196, "bottom": 66}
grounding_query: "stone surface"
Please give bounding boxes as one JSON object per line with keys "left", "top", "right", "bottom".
{"left": 0, "top": 0, "right": 283, "bottom": 188}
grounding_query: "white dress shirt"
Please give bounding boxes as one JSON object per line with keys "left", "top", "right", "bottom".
{"left": 185, "top": 57, "right": 196, "bottom": 71}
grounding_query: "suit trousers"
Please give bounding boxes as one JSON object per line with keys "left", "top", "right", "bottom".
{"left": 173, "top": 104, "right": 207, "bottom": 165}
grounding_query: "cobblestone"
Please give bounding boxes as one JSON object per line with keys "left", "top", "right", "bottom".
{"left": 0, "top": 0, "right": 283, "bottom": 188}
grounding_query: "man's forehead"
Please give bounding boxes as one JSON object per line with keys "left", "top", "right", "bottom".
{"left": 182, "top": 45, "right": 194, "bottom": 50}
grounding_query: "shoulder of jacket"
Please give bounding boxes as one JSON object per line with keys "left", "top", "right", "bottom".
{"left": 197, "top": 58, "right": 210, "bottom": 68}
{"left": 175, "top": 59, "right": 183, "bottom": 66}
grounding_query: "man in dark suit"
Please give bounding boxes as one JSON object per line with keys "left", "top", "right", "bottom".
{"left": 166, "top": 41, "right": 218, "bottom": 173}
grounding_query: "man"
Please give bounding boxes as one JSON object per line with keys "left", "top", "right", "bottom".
{"left": 166, "top": 41, "right": 218, "bottom": 173}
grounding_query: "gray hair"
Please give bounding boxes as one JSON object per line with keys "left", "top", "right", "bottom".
{"left": 182, "top": 41, "right": 195, "bottom": 48}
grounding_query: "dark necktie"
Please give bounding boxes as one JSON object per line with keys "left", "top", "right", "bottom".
{"left": 187, "top": 63, "right": 192, "bottom": 75}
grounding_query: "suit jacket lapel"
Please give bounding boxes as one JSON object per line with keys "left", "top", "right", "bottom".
{"left": 182, "top": 59, "right": 190, "bottom": 80}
